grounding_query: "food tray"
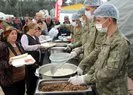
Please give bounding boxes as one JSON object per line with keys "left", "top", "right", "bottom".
{"left": 35, "top": 79, "right": 93, "bottom": 95}
{"left": 41, "top": 42, "right": 56, "bottom": 48}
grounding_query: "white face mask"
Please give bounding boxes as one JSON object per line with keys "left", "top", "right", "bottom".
{"left": 71, "top": 21, "right": 78, "bottom": 27}
{"left": 95, "top": 24, "right": 108, "bottom": 33}
{"left": 79, "top": 18, "right": 86, "bottom": 26}
{"left": 95, "top": 19, "right": 108, "bottom": 33}
{"left": 85, "top": 11, "right": 94, "bottom": 19}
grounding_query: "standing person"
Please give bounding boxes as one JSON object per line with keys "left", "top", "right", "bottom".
{"left": 32, "top": 12, "right": 48, "bottom": 34}
{"left": 21, "top": 22, "right": 41, "bottom": 95}
{"left": 58, "top": 16, "right": 71, "bottom": 36}
{"left": 63, "top": 16, "right": 71, "bottom": 24}
{"left": 32, "top": 12, "right": 43, "bottom": 23}
{"left": 57, "top": 13, "right": 83, "bottom": 43}
{"left": 69, "top": 4, "right": 129, "bottom": 95}
{"left": 0, "top": 27, "right": 25, "bottom": 95}
{"left": 67, "top": 0, "right": 103, "bottom": 69}
{"left": 45, "top": 15, "right": 54, "bottom": 32}
{"left": 37, "top": 20, "right": 48, "bottom": 35}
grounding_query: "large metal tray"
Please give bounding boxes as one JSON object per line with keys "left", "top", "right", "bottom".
{"left": 35, "top": 79, "right": 93, "bottom": 95}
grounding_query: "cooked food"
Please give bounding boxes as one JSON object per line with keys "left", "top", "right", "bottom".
{"left": 39, "top": 82, "right": 88, "bottom": 92}
{"left": 44, "top": 68, "right": 74, "bottom": 76}
{"left": 24, "top": 59, "right": 34, "bottom": 63}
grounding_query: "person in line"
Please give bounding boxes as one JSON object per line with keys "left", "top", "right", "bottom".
{"left": 69, "top": 4, "right": 129, "bottom": 95}
{"left": 0, "top": 27, "right": 25, "bottom": 95}
{"left": 21, "top": 22, "right": 41, "bottom": 95}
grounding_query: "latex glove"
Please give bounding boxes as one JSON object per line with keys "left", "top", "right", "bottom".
{"left": 64, "top": 46, "right": 72, "bottom": 52}
{"left": 72, "top": 47, "right": 81, "bottom": 54}
{"left": 69, "top": 51, "right": 77, "bottom": 59}
{"left": 77, "top": 67, "right": 83, "bottom": 75}
{"left": 68, "top": 75, "right": 85, "bottom": 85}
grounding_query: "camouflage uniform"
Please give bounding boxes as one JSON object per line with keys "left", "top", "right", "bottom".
{"left": 84, "top": 30, "right": 129, "bottom": 95}
{"left": 79, "top": 19, "right": 105, "bottom": 73}
{"left": 60, "top": 24, "right": 83, "bottom": 43}
{"left": 70, "top": 23, "right": 90, "bottom": 49}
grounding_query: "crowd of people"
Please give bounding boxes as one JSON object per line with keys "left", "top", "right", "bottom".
{"left": 0, "top": 0, "right": 133, "bottom": 95}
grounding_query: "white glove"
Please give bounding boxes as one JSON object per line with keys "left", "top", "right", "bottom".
{"left": 72, "top": 47, "right": 81, "bottom": 54}
{"left": 68, "top": 75, "right": 85, "bottom": 85}
{"left": 69, "top": 51, "right": 77, "bottom": 59}
{"left": 77, "top": 67, "right": 83, "bottom": 75}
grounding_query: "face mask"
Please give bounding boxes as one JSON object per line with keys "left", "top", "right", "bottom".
{"left": 95, "top": 24, "right": 107, "bottom": 33}
{"left": 85, "top": 11, "right": 94, "bottom": 19}
{"left": 71, "top": 22, "right": 78, "bottom": 27}
{"left": 80, "top": 18, "right": 86, "bottom": 26}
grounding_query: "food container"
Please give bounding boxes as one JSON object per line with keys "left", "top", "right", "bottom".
{"left": 35, "top": 79, "right": 93, "bottom": 95}
{"left": 49, "top": 53, "right": 70, "bottom": 63}
{"left": 38, "top": 63, "right": 77, "bottom": 79}
{"left": 50, "top": 47, "right": 66, "bottom": 54}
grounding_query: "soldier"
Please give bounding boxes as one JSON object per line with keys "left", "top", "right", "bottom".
{"left": 56, "top": 13, "right": 83, "bottom": 43}
{"left": 68, "top": 0, "right": 104, "bottom": 73}
{"left": 69, "top": 4, "right": 129, "bottom": 95}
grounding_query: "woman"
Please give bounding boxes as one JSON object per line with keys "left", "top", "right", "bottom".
{"left": 21, "top": 22, "right": 41, "bottom": 95}
{"left": 0, "top": 27, "right": 25, "bottom": 95}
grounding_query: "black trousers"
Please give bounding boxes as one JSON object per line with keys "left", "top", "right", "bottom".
{"left": 2, "top": 79, "right": 25, "bottom": 95}
{"left": 26, "top": 65, "right": 38, "bottom": 95}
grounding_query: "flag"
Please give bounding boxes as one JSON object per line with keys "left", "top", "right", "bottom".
{"left": 55, "top": 0, "right": 63, "bottom": 20}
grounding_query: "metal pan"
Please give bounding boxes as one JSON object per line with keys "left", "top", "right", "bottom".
{"left": 35, "top": 79, "right": 93, "bottom": 95}
{"left": 38, "top": 63, "right": 77, "bottom": 79}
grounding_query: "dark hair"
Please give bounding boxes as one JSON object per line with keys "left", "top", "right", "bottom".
{"left": 4, "top": 27, "right": 18, "bottom": 37}
{"left": 37, "top": 20, "right": 43, "bottom": 24}
{"left": 23, "top": 25, "right": 29, "bottom": 33}
{"left": 38, "top": 27, "right": 41, "bottom": 30}
{"left": 112, "top": 18, "right": 117, "bottom": 24}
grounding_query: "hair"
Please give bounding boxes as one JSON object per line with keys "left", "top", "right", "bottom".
{"left": 104, "top": 17, "right": 117, "bottom": 24}
{"left": 112, "top": 18, "right": 117, "bottom": 24}
{"left": 35, "top": 12, "right": 43, "bottom": 17}
{"left": 37, "top": 20, "right": 43, "bottom": 24}
{"left": 1, "top": 26, "right": 18, "bottom": 42}
{"left": 23, "top": 25, "right": 29, "bottom": 33}
{"left": 27, "top": 22, "right": 37, "bottom": 30}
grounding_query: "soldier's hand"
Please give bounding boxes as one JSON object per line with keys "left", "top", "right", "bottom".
{"left": 68, "top": 75, "right": 85, "bottom": 85}
{"left": 69, "top": 51, "right": 77, "bottom": 59}
{"left": 77, "top": 67, "right": 83, "bottom": 75}
{"left": 63, "top": 46, "right": 72, "bottom": 52}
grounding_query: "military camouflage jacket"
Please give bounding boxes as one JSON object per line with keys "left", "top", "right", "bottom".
{"left": 60, "top": 24, "right": 83, "bottom": 43}
{"left": 84, "top": 30, "right": 129, "bottom": 95}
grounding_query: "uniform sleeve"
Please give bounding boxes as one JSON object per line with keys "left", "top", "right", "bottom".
{"left": 20, "top": 34, "right": 39, "bottom": 51}
{"left": 60, "top": 24, "right": 73, "bottom": 33}
{"left": 84, "top": 41, "right": 129, "bottom": 83}
{"left": 71, "top": 32, "right": 86, "bottom": 49}
{"left": 79, "top": 43, "right": 101, "bottom": 71}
